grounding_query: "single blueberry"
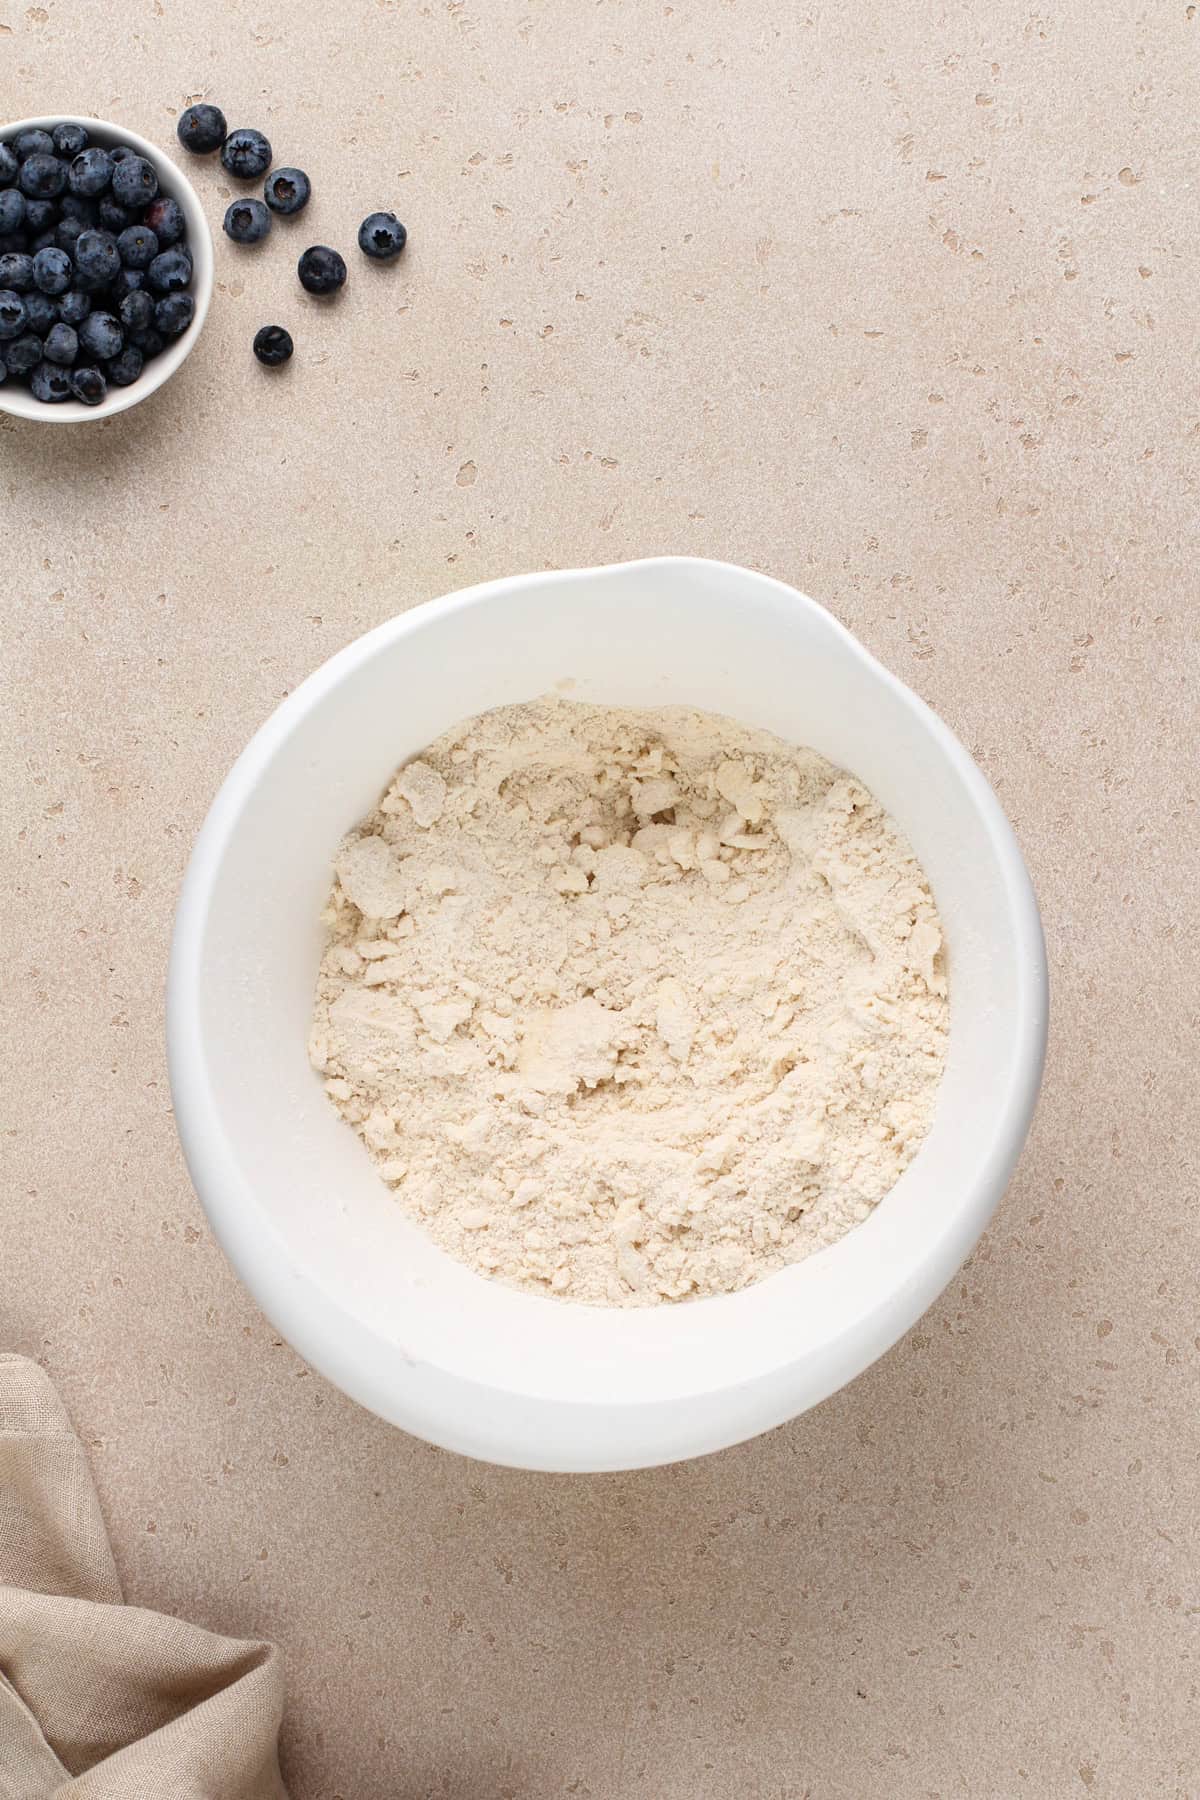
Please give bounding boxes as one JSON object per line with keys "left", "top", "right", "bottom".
{"left": 112, "top": 267, "right": 146, "bottom": 300}
{"left": 55, "top": 215, "right": 86, "bottom": 253}
{"left": 32, "top": 246, "right": 72, "bottom": 294}
{"left": 69, "top": 147, "right": 113, "bottom": 197}
{"left": 223, "top": 198, "right": 271, "bottom": 245}
{"left": 111, "top": 155, "right": 158, "bottom": 209}
{"left": 59, "top": 194, "right": 98, "bottom": 224}
{"left": 52, "top": 123, "right": 89, "bottom": 158}
{"left": 118, "top": 287, "right": 154, "bottom": 332}
{"left": 147, "top": 245, "right": 192, "bottom": 293}
{"left": 220, "top": 127, "right": 272, "bottom": 180}
{"left": 18, "top": 155, "right": 68, "bottom": 201}
{"left": 0, "top": 143, "right": 18, "bottom": 185}
{"left": 297, "top": 244, "right": 346, "bottom": 295}
{"left": 58, "top": 289, "right": 91, "bottom": 326}
{"left": 117, "top": 223, "right": 159, "bottom": 269}
{"left": 128, "top": 325, "right": 164, "bottom": 358}
{"left": 105, "top": 344, "right": 143, "bottom": 386}
{"left": 0, "top": 288, "right": 27, "bottom": 338}
{"left": 78, "top": 309, "right": 123, "bottom": 360}
{"left": 0, "top": 189, "right": 25, "bottom": 234}
{"left": 70, "top": 365, "right": 106, "bottom": 405}
{"left": 154, "top": 291, "right": 194, "bottom": 336}
{"left": 14, "top": 129, "right": 55, "bottom": 162}
{"left": 23, "top": 199, "right": 57, "bottom": 233}
{"left": 264, "top": 167, "right": 310, "bottom": 215}
{"left": 74, "top": 229, "right": 121, "bottom": 284}
{"left": 97, "top": 195, "right": 134, "bottom": 233}
{"left": 22, "top": 292, "right": 57, "bottom": 334}
{"left": 107, "top": 145, "right": 137, "bottom": 165}
{"left": 357, "top": 211, "right": 407, "bottom": 260}
{"left": 4, "top": 332, "right": 42, "bottom": 373}
{"left": 253, "top": 323, "right": 293, "bottom": 366}
{"left": 30, "top": 359, "right": 71, "bottom": 402}
{"left": 143, "top": 195, "right": 186, "bottom": 246}
{"left": 0, "top": 251, "right": 34, "bottom": 292}
{"left": 43, "top": 321, "right": 78, "bottom": 365}
{"left": 176, "top": 104, "right": 227, "bottom": 154}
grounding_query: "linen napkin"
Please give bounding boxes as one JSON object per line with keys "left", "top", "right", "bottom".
{"left": 0, "top": 1354, "right": 288, "bottom": 1798}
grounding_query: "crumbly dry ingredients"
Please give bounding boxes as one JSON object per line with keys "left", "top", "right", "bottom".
{"left": 309, "top": 699, "right": 949, "bottom": 1306}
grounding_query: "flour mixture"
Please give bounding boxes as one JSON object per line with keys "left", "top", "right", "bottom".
{"left": 308, "top": 699, "right": 949, "bottom": 1306}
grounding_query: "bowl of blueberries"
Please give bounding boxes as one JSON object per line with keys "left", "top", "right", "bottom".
{"left": 0, "top": 115, "right": 213, "bottom": 422}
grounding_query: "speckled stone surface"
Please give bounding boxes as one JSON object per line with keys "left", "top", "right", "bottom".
{"left": 3, "top": 3, "right": 1198, "bottom": 1796}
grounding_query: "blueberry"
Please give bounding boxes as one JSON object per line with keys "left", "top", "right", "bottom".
{"left": 69, "top": 146, "right": 113, "bottom": 197}
{"left": 111, "top": 155, "right": 158, "bottom": 209}
{"left": 43, "top": 321, "right": 77, "bottom": 365}
{"left": 105, "top": 343, "right": 144, "bottom": 386}
{"left": 128, "top": 326, "right": 164, "bottom": 358}
{"left": 358, "top": 211, "right": 407, "bottom": 260}
{"left": 264, "top": 167, "right": 310, "bottom": 215}
{"left": 24, "top": 198, "right": 57, "bottom": 233}
{"left": 97, "top": 195, "right": 134, "bottom": 233}
{"left": 74, "top": 229, "right": 121, "bottom": 284}
{"left": 29, "top": 229, "right": 58, "bottom": 255}
{"left": 220, "top": 127, "right": 272, "bottom": 180}
{"left": 30, "top": 360, "right": 71, "bottom": 402}
{"left": 18, "top": 154, "right": 67, "bottom": 201}
{"left": 32, "top": 246, "right": 71, "bottom": 295}
{"left": 143, "top": 195, "right": 185, "bottom": 247}
{"left": 117, "top": 223, "right": 159, "bottom": 269}
{"left": 154, "top": 291, "right": 194, "bottom": 336}
{"left": 14, "top": 129, "right": 55, "bottom": 162}
{"left": 0, "top": 287, "right": 27, "bottom": 338}
{"left": 0, "top": 189, "right": 25, "bottom": 235}
{"left": 112, "top": 266, "right": 146, "bottom": 300}
{"left": 147, "top": 245, "right": 192, "bottom": 293}
{"left": 59, "top": 193, "right": 98, "bottom": 224}
{"left": 58, "top": 289, "right": 91, "bottom": 325}
{"left": 108, "top": 145, "right": 137, "bottom": 164}
{"left": 253, "top": 323, "right": 293, "bottom": 366}
{"left": 119, "top": 287, "right": 154, "bottom": 332}
{"left": 0, "top": 251, "right": 34, "bottom": 291}
{"left": 297, "top": 244, "right": 346, "bottom": 295}
{"left": 22, "top": 292, "right": 57, "bottom": 335}
{"left": 223, "top": 197, "right": 271, "bottom": 245}
{"left": 78, "top": 309, "right": 123, "bottom": 360}
{"left": 55, "top": 215, "right": 86, "bottom": 253}
{"left": 70, "top": 365, "right": 106, "bottom": 405}
{"left": 0, "top": 144, "right": 17, "bottom": 185}
{"left": 51, "top": 122, "right": 88, "bottom": 158}
{"left": 4, "top": 332, "right": 42, "bottom": 373}
{"left": 176, "top": 103, "right": 227, "bottom": 154}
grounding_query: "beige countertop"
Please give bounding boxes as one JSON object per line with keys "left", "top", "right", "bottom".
{"left": 3, "top": 2, "right": 1198, "bottom": 1795}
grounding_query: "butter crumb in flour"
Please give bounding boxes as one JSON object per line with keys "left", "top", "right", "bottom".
{"left": 310, "top": 699, "right": 949, "bottom": 1307}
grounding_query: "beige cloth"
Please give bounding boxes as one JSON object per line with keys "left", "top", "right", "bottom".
{"left": 0, "top": 1355, "right": 288, "bottom": 1799}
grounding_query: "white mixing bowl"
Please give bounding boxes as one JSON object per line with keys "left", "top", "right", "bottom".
{"left": 167, "top": 558, "right": 1047, "bottom": 1471}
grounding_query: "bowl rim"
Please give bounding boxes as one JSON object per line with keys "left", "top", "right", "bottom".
{"left": 0, "top": 114, "right": 213, "bottom": 424}
{"left": 167, "top": 556, "right": 1049, "bottom": 1469}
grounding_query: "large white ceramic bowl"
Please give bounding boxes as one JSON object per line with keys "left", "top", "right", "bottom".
{"left": 0, "top": 115, "right": 213, "bottom": 424}
{"left": 167, "top": 558, "right": 1047, "bottom": 1471}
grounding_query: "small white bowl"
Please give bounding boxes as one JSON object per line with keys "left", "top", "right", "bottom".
{"left": 168, "top": 558, "right": 1048, "bottom": 1471}
{"left": 0, "top": 115, "right": 213, "bottom": 424}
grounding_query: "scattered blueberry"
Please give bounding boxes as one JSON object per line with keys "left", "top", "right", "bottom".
{"left": 117, "top": 223, "right": 159, "bottom": 269}
{"left": 18, "top": 154, "right": 68, "bottom": 200}
{"left": 52, "top": 122, "right": 89, "bottom": 158}
{"left": 4, "top": 333, "right": 42, "bottom": 373}
{"left": 68, "top": 145, "right": 114, "bottom": 197}
{"left": 32, "top": 246, "right": 72, "bottom": 294}
{"left": 264, "top": 167, "right": 310, "bottom": 215}
{"left": 30, "top": 359, "right": 70, "bottom": 402}
{"left": 155, "top": 291, "right": 194, "bottom": 336}
{"left": 177, "top": 103, "right": 227, "bottom": 154}
{"left": 78, "top": 309, "right": 123, "bottom": 360}
{"left": 253, "top": 323, "right": 293, "bottom": 366}
{"left": 23, "top": 293, "right": 58, "bottom": 334}
{"left": 42, "top": 321, "right": 78, "bottom": 365}
{"left": 358, "top": 211, "right": 407, "bottom": 260}
{"left": 147, "top": 245, "right": 192, "bottom": 293}
{"left": 14, "top": 129, "right": 55, "bottom": 162}
{"left": 118, "top": 287, "right": 154, "bottom": 332}
{"left": 298, "top": 244, "right": 346, "bottom": 295}
{"left": 97, "top": 194, "right": 135, "bottom": 233}
{"left": 55, "top": 216, "right": 87, "bottom": 253}
{"left": 127, "top": 325, "right": 164, "bottom": 358}
{"left": 70, "top": 365, "right": 106, "bottom": 405}
{"left": 105, "top": 343, "right": 143, "bottom": 386}
{"left": 0, "top": 289, "right": 27, "bottom": 338}
{"left": 111, "top": 154, "right": 158, "bottom": 209}
{"left": 224, "top": 198, "right": 271, "bottom": 245}
{"left": 221, "top": 127, "right": 272, "bottom": 180}
{"left": 0, "top": 252, "right": 34, "bottom": 292}
{"left": 0, "top": 144, "right": 17, "bottom": 185}
{"left": 58, "top": 289, "right": 91, "bottom": 326}
{"left": 73, "top": 229, "right": 120, "bottom": 285}
{"left": 0, "top": 188, "right": 25, "bottom": 234}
